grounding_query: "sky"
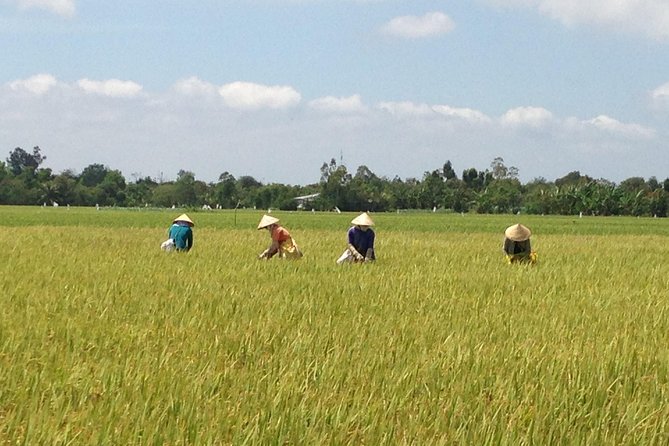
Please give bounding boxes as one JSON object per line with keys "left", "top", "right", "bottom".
{"left": 1, "top": 0, "right": 669, "bottom": 185}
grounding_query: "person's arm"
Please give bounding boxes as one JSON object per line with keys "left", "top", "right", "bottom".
{"left": 186, "top": 228, "right": 193, "bottom": 251}
{"left": 364, "top": 249, "right": 375, "bottom": 262}
{"left": 503, "top": 238, "right": 513, "bottom": 255}
{"left": 364, "top": 231, "right": 375, "bottom": 261}
{"left": 347, "top": 228, "right": 364, "bottom": 261}
{"left": 347, "top": 244, "right": 364, "bottom": 261}
{"left": 259, "top": 240, "right": 280, "bottom": 259}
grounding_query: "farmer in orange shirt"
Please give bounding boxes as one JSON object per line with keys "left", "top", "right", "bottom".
{"left": 257, "top": 215, "right": 302, "bottom": 260}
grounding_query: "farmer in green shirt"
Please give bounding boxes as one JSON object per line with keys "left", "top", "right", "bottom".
{"left": 162, "top": 214, "right": 194, "bottom": 252}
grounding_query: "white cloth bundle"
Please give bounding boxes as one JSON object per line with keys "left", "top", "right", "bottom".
{"left": 160, "top": 239, "right": 175, "bottom": 251}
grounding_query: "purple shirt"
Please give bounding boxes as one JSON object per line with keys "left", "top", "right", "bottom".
{"left": 348, "top": 226, "right": 375, "bottom": 256}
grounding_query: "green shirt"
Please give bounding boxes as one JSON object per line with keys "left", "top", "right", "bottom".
{"left": 168, "top": 224, "right": 193, "bottom": 251}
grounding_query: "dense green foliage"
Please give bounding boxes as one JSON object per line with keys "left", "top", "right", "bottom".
{"left": 3, "top": 147, "right": 669, "bottom": 216}
{"left": 1, "top": 207, "right": 668, "bottom": 444}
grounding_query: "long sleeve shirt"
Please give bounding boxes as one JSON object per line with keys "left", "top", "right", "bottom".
{"left": 348, "top": 226, "right": 375, "bottom": 258}
{"left": 168, "top": 223, "right": 193, "bottom": 251}
{"left": 503, "top": 238, "right": 530, "bottom": 256}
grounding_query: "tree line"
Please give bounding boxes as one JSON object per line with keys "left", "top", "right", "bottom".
{"left": 2, "top": 146, "right": 669, "bottom": 216}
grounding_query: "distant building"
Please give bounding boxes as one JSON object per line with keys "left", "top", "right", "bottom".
{"left": 293, "top": 193, "right": 320, "bottom": 209}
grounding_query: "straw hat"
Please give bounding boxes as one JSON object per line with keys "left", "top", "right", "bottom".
{"left": 505, "top": 223, "right": 531, "bottom": 242}
{"left": 173, "top": 213, "right": 194, "bottom": 226}
{"left": 351, "top": 212, "right": 374, "bottom": 226}
{"left": 257, "top": 214, "right": 280, "bottom": 230}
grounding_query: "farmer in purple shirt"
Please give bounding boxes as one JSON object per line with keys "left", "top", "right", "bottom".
{"left": 336, "top": 212, "right": 376, "bottom": 264}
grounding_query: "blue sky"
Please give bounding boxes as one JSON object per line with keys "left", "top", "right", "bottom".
{"left": 1, "top": 0, "right": 669, "bottom": 185}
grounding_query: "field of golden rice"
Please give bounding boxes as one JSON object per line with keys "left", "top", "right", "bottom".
{"left": 1, "top": 206, "right": 668, "bottom": 444}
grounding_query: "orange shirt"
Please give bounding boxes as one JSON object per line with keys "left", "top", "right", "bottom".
{"left": 271, "top": 225, "right": 291, "bottom": 244}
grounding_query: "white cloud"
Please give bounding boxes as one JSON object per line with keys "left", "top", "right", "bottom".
{"left": 584, "top": 115, "right": 655, "bottom": 139}
{"left": 432, "top": 105, "right": 491, "bottom": 123}
{"left": 77, "top": 78, "right": 143, "bottom": 98}
{"left": 218, "top": 81, "right": 301, "bottom": 109}
{"left": 172, "top": 78, "right": 302, "bottom": 110}
{"left": 172, "top": 76, "right": 217, "bottom": 96}
{"left": 377, "top": 101, "right": 434, "bottom": 117}
{"left": 14, "top": 0, "right": 75, "bottom": 17}
{"left": 501, "top": 106, "right": 554, "bottom": 128}
{"left": 500, "top": 107, "right": 654, "bottom": 139}
{"left": 377, "top": 102, "right": 648, "bottom": 139}
{"left": 381, "top": 11, "right": 455, "bottom": 39}
{"left": 1, "top": 73, "right": 664, "bottom": 185}
{"left": 308, "top": 95, "right": 366, "bottom": 113}
{"left": 8, "top": 73, "right": 59, "bottom": 95}
{"left": 7, "top": 74, "right": 143, "bottom": 98}
{"left": 487, "top": 0, "right": 669, "bottom": 40}
{"left": 377, "top": 101, "right": 490, "bottom": 124}
{"left": 651, "top": 81, "right": 669, "bottom": 101}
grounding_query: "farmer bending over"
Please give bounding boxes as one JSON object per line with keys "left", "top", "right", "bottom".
{"left": 162, "top": 213, "right": 194, "bottom": 252}
{"left": 337, "top": 212, "right": 375, "bottom": 264}
{"left": 257, "top": 215, "right": 302, "bottom": 260}
{"left": 503, "top": 223, "right": 536, "bottom": 264}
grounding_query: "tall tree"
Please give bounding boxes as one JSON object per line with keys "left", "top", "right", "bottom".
{"left": 174, "top": 170, "right": 197, "bottom": 206}
{"left": 320, "top": 158, "right": 339, "bottom": 183}
{"left": 125, "top": 176, "right": 157, "bottom": 207}
{"left": 555, "top": 171, "right": 592, "bottom": 187}
{"left": 318, "top": 160, "right": 351, "bottom": 210}
{"left": 98, "top": 170, "right": 127, "bottom": 206}
{"left": 214, "top": 172, "right": 237, "bottom": 208}
{"left": 6, "top": 146, "right": 46, "bottom": 176}
{"left": 490, "top": 157, "right": 518, "bottom": 180}
{"left": 442, "top": 160, "right": 457, "bottom": 180}
{"left": 80, "top": 163, "right": 110, "bottom": 187}
{"left": 419, "top": 170, "right": 445, "bottom": 209}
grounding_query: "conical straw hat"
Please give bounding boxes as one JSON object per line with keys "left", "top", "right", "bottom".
{"left": 351, "top": 212, "right": 374, "bottom": 226}
{"left": 505, "top": 223, "right": 531, "bottom": 242}
{"left": 173, "top": 213, "right": 194, "bottom": 226}
{"left": 257, "top": 214, "right": 280, "bottom": 229}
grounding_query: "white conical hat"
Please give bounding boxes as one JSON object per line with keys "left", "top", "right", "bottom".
{"left": 257, "top": 214, "right": 280, "bottom": 229}
{"left": 173, "top": 213, "right": 194, "bottom": 226}
{"left": 351, "top": 212, "right": 374, "bottom": 226}
{"left": 505, "top": 223, "right": 531, "bottom": 242}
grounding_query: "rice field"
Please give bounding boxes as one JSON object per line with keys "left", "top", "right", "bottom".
{"left": 1, "top": 206, "right": 669, "bottom": 445}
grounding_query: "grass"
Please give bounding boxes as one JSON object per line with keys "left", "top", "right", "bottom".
{"left": 0, "top": 206, "right": 668, "bottom": 444}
